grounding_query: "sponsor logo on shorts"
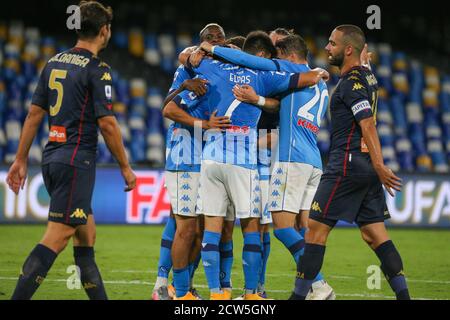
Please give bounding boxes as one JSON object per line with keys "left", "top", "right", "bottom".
{"left": 49, "top": 126, "right": 67, "bottom": 143}
{"left": 70, "top": 208, "right": 87, "bottom": 220}
{"left": 311, "top": 201, "right": 322, "bottom": 213}
{"left": 49, "top": 211, "right": 64, "bottom": 218}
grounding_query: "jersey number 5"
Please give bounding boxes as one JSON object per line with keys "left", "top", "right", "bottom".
{"left": 297, "top": 85, "right": 329, "bottom": 126}
{"left": 49, "top": 69, "right": 68, "bottom": 116}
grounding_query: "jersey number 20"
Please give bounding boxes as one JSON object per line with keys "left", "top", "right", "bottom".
{"left": 297, "top": 85, "right": 329, "bottom": 126}
{"left": 49, "top": 69, "right": 68, "bottom": 116}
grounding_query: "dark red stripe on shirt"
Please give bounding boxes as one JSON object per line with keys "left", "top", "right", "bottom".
{"left": 70, "top": 92, "right": 89, "bottom": 165}
{"left": 343, "top": 122, "right": 356, "bottom": 177}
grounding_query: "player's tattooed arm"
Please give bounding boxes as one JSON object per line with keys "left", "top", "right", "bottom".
{"left": 98, "top": 116, "right": 136, "bottom": 192}
{"left": 6, "top": 105, "right": 46, "bottom": 194}
{"left": 232, "top": 84, "right": 280, "bottom": 113}
{"left": 359, "top": 118, "right": 402, "bottom": 196}
{"left": 163, "top": 78, "right": 209, "bottom": 107}
{"left": 163, "top": 101, "right": 231, "bottom": 130}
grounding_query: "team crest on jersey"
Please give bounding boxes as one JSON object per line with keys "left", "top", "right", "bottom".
{"left": 366, "top": 74, "right": 378, "bottom": 86}
{"left": 352, "top": 83, "right": 365, "bottom": 91}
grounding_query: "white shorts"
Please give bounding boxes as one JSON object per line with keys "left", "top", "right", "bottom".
{"left": 197, "top": 160, "right": 261, "bottom": 220}
{"left": 165, "top": 171, "right": 200, "bottom": 217}
{"left": 259, "top": 178, "right": 272, "bottom": 225}
{"left": 269, "top": 162, "right": 322, "bottom": 214}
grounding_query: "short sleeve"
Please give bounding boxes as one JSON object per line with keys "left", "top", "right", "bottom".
{"left": 31, "top": 67, "right": 49, "bottom": 111}
{"left": 260, "top": 70, "right": 292, "bottom": 96}
{"left": 89, "top": 62, "right": 115, "bottom": 119}
{"left": 340, "top": 76, "right": 373, "bottom": 122}
{"left": 174, "top": 90, "right": 200, "bottom": 110}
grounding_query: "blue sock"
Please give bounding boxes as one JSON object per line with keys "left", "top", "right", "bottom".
{"left": 274, "top": 227, "right": 324, "bottom": 282}
{"left": 201, "top": 231, "right": 221, "bottom": 292}
{"left": 242, "top": 232, "right": 262, "bottom": 292}
{"left": 219, "top": 241, "right": 233, "bottom": 288}
{"left": 173, "top": 266, "right": 190, "bottom": 298}
{"left": 157, "top": 217, "right": 176, "bottom": 278}
{"left": 299, "top": 227, "right": 307, "bottom": 239}
{"left": 259, "top": 232, "right": 270, "bottom": 288}
{"left": 188, "top": 253, "right": 201, "bottom": 288}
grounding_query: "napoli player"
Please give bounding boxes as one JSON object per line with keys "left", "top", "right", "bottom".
{"left": 201, "top": 34, "right": 335, "bottom": 299}
{"left": 152, "top": 23, "right": 229, "bottom": 300}
{"left": 6, "top": 1, "right": 136, "bottom": 300}
{"left": 291, "top": 25, "right": 409, "bottom": 300}
{"left": 182, "top": 31, "right": 328, "bottom": 300}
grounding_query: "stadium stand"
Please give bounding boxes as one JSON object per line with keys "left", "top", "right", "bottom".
{"left": 0, "top": 19, "right": 449, "bottom": 172}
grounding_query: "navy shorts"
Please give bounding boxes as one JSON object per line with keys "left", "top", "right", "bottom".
{"left": 309, "top": 174, "right": 390, "bottom": 228}
{"left": 42, "top": 163, "right": 95, "bottom": 226}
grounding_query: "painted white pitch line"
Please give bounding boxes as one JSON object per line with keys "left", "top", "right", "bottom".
{"left": 0, "top": 277, "right": 445, "bottom": 300}
{"left": 2, "top": 269, "right": 450, "bottom": 285}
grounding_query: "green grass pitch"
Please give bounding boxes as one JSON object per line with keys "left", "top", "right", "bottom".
{"left": 0, "top": 225, "right": 449, "bottom": 300}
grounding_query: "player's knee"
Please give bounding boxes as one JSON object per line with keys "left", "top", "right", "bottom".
{"left": 304, "top": 229, "right": 327, "bottom": 245}
{"left": 176, "top": 225, "right": 196, "bottom": 243}
{"left": 361, "top": 231, "right": 374, "bottom": 247}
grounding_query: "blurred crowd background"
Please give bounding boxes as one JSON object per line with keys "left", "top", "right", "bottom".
{"left": 0, "top": 0, "right": 449, "bottom": 172}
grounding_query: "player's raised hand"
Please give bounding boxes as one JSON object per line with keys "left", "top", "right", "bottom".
{"left": 182, "top": 78, "right": 209, "bottom": 96}
{"left": 233, "top": 85, "right": 259, "bottom": 105}
{"left": 199, "top": 41, "right": 214, "bottom": 53}
{"left": 6, "top": 159, "right": 28, "bottom": 195}
{"left": 188, "top": 48, "right": 206, "bottom": 67}
{"left": 360, "top": 43, "right": 373, "bottom": 70}
{"left": 121, "top": 165, "right": 137, "bottom": 192}
{"left": 312, "top": 68, "right": 330, "bottom": 82}
{"left": 205, "top": 110, "right": 232, "bottom": 130}
{"left": 376, "top": 164, "right": 402, "bottom": 197}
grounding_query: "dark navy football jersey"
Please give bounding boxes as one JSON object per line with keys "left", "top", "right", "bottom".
{"left": 325, "top": 66, "right": 379, "bottom": 176}
{"left": 32, "top": 47, "right": 115, "bottom": 169}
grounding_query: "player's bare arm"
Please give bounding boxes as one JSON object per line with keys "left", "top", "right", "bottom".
{"left": 179, "top": 47, "right": 205, "bottom": 68}
{"left": 6, "top": 105, "right": 46, "bottom": 194}
{"left": 97, "top": 115, "right": 136, "bottom": 192}
{"left": 232, "top": 84, "right": 280, "bottom": 113}
{"left": 359, "top": 117, "right": 402, "bottom": 196}
{"left": 163, "top": 101, "right": 231, "bottom": 130}
{"left": 162, "top": 78, "right": 209, "bottom": 107}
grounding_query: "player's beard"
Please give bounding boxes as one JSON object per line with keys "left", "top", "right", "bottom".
{"left": 329, "top": 51, "right": 344, "bottom": 67}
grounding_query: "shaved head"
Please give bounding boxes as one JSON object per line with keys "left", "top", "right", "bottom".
{"left": 335, "top": 25, "right": 366, "bottom": 55}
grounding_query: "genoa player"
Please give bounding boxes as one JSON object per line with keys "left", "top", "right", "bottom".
{"left": 6, "top": 1, "right": 136, "bottom": 300}
{"left": 290, "top": 25, "right": 410, "bottom": 300}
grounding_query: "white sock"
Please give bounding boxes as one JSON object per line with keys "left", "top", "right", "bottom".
{"left": 154, "top": 276, "right": 168, "bottom": 289}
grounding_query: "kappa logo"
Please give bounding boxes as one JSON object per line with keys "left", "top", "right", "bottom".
{"left": 311, "top": 201, "right": 322, "bottom": 213}
{"left": 270, "top": 201, "right": 278, "bottom": 208}
{"left": 276, "top": 168, "right": 283, "bottom": 175}
{"left": 181, "top": 172, "right": 191, "bottom": 179}
{"left": 101, "top": 72, "right": 112, "bottom": 81}
{"left": 352, "top": 82, "right": 365, "bottom": 91}
{"left": 349, "top": 70, "right": 361, "bottom": 76}
{"left": 70, "top": 208, "right": 87, "bottom": 219}
{"left": 348, "top": 75, "right": 360, "bottom": 81}
{"left": 254, "top": 196, "right": 261, "bottom": 204}
{"left": 272, "top": 179, "right": 282, "bottom": 186}
{"left": 181, "top": 184, "right": 192, "bottom": 190}
{"left": 253, "top": 208, "right": 260, "bottom": 215}
{"left": 271, "top": 190, "right": 280, "bottom": 197}
{"left": 180, "top": 207, "right": 191, "bottom": 213}
{"left": 180, "top": 195, "right": 191, "bottom": 202}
